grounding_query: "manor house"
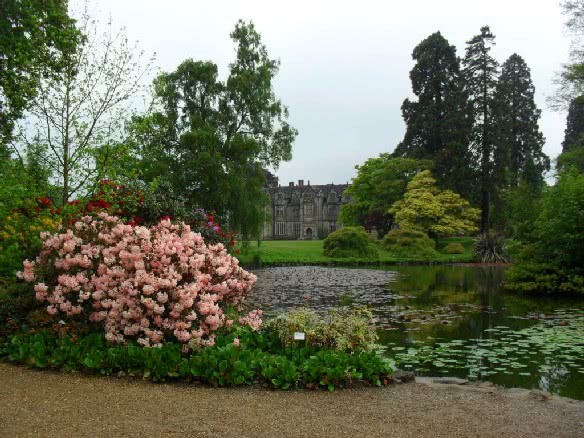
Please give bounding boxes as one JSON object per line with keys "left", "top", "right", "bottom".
{"left": 262, "top": 179, "right": 350, "bottom": 240}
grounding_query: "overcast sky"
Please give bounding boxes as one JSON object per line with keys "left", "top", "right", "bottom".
{"left": 89, "top": 0, "right": 570, "bottom": 186}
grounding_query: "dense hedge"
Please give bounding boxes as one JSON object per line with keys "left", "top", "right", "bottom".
{"left": 442, "top": 242, "right": 464, "bottom": 254}
{"left": 381, "top": 229, "right": 436, "bottom": 258}
{"left": 323, "top": 227, "right": 378, "bottom": 258}
{"left": 0, "top": 329, "right": 394, "bottom": 391}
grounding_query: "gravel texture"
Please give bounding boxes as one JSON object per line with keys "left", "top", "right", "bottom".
{"left": 1, "top": 363, "right": 583, "bottom": 438}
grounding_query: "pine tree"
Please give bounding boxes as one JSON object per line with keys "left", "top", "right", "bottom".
{"left": 394, "top": 32, "right": 473, "bottom": 198}
{"left": 562, "top": 95, "right": 584, "bottom": 152}
{"left": 492, "top": 54, "right": 549, "bottom": 188}
{"left": 463, "top": 26, "right": 499, "bottom": 231}
{"left": 557, "top": 95, "right": 584, "bottom": 172}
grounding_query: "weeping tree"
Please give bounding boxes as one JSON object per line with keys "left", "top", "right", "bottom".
{"left": 129, "top": 20, "right": 297, "bottom": 240}
{"left": 10, "top": 11, "right": 154, "bottom": 205}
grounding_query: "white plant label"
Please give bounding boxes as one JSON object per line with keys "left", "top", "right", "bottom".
{"left": 293, "top": 332, "right": 306, "bottom": 341}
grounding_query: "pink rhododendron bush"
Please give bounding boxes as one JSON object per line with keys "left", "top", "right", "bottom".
{"left": 18, "top": 213, "right": 260, "bottom": 348}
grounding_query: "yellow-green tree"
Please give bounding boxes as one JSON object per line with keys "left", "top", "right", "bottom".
{"left": 389, "top": 171, "right": 480, "bottom": 237}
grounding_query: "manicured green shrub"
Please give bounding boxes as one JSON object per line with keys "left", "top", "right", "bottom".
{"left": 263, "top": 307, "right": 379, "bottom": 352}
{"left": 323, "top": 227, "right": 378, "bottom": 258}
{"left": 381, "top": 229, "right": 437, "bottom": 258}
{"left": 473, "top": 232, "right": 509, "bottom": 263}
{"left": 442, "top": 242, "right": 465, "bottom": 254}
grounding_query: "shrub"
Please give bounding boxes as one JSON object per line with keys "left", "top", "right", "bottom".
{"left": 381, "top": 229, "right": 437, "bottom": 258}
{"left": 0, "top": 197, "right": 61, "bottom": 276}
{"left": 263, "top": 307, "right": 379, "bottom": 352}
{"left": 18, "top": 213, "right": 259, "bottom": 347}
{"left": 473, "top": 232, "right": 509, "bottom": 263}
{"left": 0, "top": 331, "right": 394, "bottom": 390}
{"left": 442, "top": 242, "right": 465, "bottom": 254}
{"left": 0, "top": 279, "right": 42, "bottom": 337}
{"left": 504, "top": 262, "right": 584, "bottom": 295}
{"left": 323, "top": 227, "right": 378, "bottom": 258}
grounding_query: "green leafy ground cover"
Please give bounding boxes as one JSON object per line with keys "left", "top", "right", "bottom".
{"left": 238, "top": 237, "right": 474, "bottom": 266}
{"left": 0, "top": 328, "right": 393, "bottom": 391}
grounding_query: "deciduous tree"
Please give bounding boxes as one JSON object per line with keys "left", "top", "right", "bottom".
{"left": 131, "top": 20, "right": 297, "bottom": 239}
{"left": 10, "top": 11, "right": 153, "bottom": 205}
{"left": 0, "top": 0, "right": 78, "bottom": 147}
{"left": 389, "top": 170, "right": 480, "bottom": 237}
{"left": 340, "top": 155, "right": 429, "bottom": 236}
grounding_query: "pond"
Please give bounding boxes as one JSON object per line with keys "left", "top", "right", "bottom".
{"left": 249, "top": 265, "right": 584, "bottom": 400}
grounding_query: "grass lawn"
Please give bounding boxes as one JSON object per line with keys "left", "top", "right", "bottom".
{"left": 237, "top": 237, "right": 474, "bottom": 266}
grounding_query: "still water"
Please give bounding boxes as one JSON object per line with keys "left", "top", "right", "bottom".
{"left": 249, "top": 265, "right": 584, "bottom": 400}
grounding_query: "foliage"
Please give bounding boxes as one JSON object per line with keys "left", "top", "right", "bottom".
{"left": 504, "top": 263, "right": 584, "bottom": 295}
{"left": 129, "top": 21, "right": 296, "bottom": 240}
{"left": 550, "top": 1, "right": 584, "bottom": 109}
{"left": 389, "top": 171, "right": 480, "bottom": 237}
{"left": 562, "top": 96, "right": 584, "bottom": 153}
{"left": 0, "top": 329, "right": 394, "bottom": 390}
{"left": 500, "top": 181, "right": 544, "bottom": 240}
{"left": 10, "top": 11, "right": 154, "bottom": 205}
{"left": 442, "top": 242, "right": 465, "bottom": 254}
{"left": 323, "top": 227, "right": 379, "bottom": 258}
{"left": 19, "top": 213, "right": 259, "bottom": 346}
{"left": 557, "top": 144, "right": 584, "bottom": 173}
{"left": 0, "top": 279, "right": 42, "bottom": 337}
{"left": 264, "top": 307, "right": 379, "bottom": 352}
{"left": 381, "top": 229, "right": 437, "bottom": 258}
{"left": 393, "top": 32, "right": 474, "bottom": 199}
{"left": 472, "top": 232, "right": 509, "bottom": 263}
{"left": 492, "top": 54, "right": 549, "bottom": 189}
{"left": 0, "top": 0, "right": 79, "bottom": 146}
{"left": 463, "top": 26, "right": 499, "bottom": 231}
{"left": 557, "top": 96, "right": 584, "bottom": 173}
{"left": 339, "top": 155, "right": 430, "bottom": 235}
{"left": 505, "top": 170, "right": 584, "bottom": 294}
{"left": 0, "top": 196, "right": 61, "bottom": 276}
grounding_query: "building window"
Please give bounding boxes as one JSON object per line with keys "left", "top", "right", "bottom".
{"left": 276, "top": 222, "right": 286, "bottom": 236}
{"left": 293, "top": 223, "right": 300, "bottom": 236}
{"left": 303, "top": 203, "right": 313, "bottom": 216}
{"left": 330, "top": 223, "right": 337, "bottom": 232}
{"left": 276, "top": 206, "right": 285, "bottom": 217}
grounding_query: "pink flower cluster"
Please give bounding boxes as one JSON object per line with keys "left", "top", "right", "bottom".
{"left": 19, "top": 213, "right": 259, "bottom": 347}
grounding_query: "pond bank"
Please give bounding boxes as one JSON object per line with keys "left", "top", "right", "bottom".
{"left": 1, "top": 363, "right": 582, "bottom": 438}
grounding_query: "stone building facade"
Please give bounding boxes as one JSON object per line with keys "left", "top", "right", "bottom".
{"left": 262, "top": 179, "right": 350, "bottom": 240}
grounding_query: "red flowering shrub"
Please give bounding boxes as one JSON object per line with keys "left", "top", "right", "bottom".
{"left": 19, "top": 213, "right": 259, "bottom": 348}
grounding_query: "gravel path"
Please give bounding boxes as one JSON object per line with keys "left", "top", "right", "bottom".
{"left": 1, "top": 363, "right": 583, "bottom": 438}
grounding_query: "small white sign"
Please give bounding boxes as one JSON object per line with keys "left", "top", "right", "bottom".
{"left": 293, "top": 332, "right": 306, "bottom": 341}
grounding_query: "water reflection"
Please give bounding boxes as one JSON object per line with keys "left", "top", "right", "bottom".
{"left": 250, "top": 265, "right": 584, "bottom": 400}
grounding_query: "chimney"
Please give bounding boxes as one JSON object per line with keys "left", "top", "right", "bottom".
{"left": 289, "top": 181, "right": 294, "bottom": 187}
{"left": 298, "top": 179, "right": 304, "bottom": 187}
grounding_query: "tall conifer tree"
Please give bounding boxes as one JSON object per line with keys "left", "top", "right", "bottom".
{"left": 394, "top": 32, "right": 473, "bottom": 198}
{"left": 463, "top": 26, "right": 499, "bottom": 231}
{"left": 562, "top": 96, "right": 584, "bottom": 152}
{"left": 492, "top": 54, "right": 549, "bottom": 188}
